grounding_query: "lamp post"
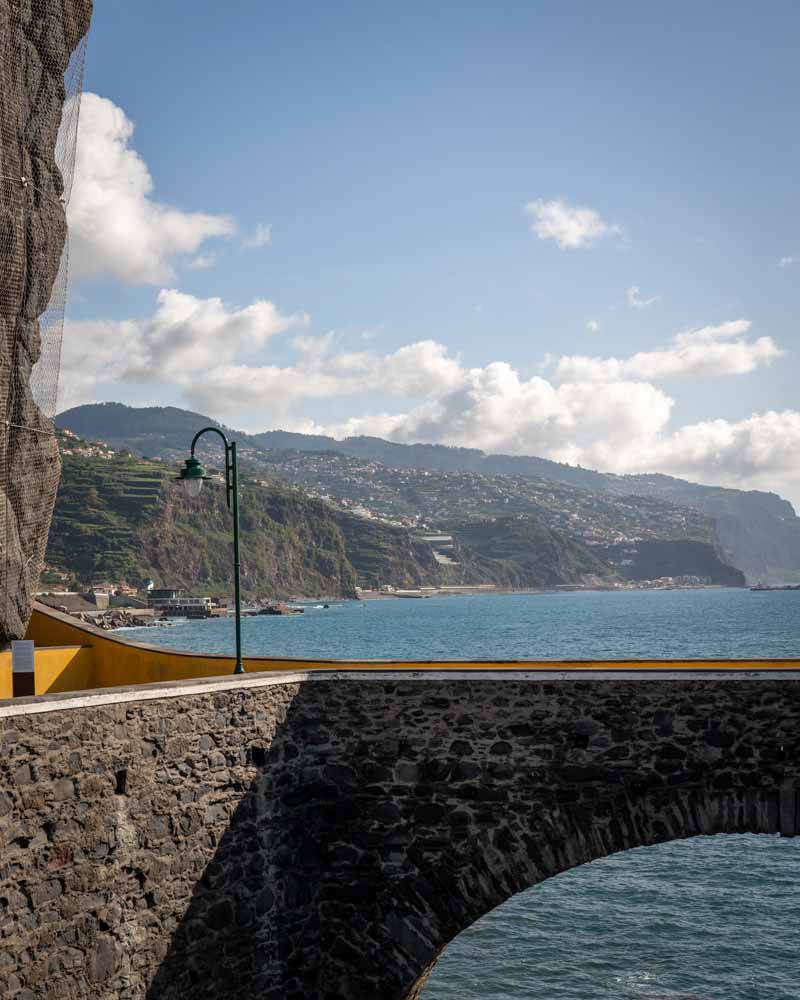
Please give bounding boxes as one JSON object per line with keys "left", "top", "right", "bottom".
{"left": 176, "top": 427, "right": 244, "bottom": 674}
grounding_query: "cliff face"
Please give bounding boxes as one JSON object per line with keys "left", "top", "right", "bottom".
{"left": 448, "top": 517, "right": 618, "bottom": 588}
{"left": 47, "top": 449, "right": 360, "bottom": 599}
{"left": 0, "top": 0, "right": 91, "bottom": 642}
{"left": 335, "top": 512, "right": 444, "bottom": 590}
{"left": 597, "top": 540, "right": 746, "bottom": 587}
{"left": 139, "top": 485, "right": 359, "bottom": 600}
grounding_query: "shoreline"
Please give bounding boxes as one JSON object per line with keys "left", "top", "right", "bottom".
{"left": 92, "top": 584, "right": 758, "bottom": 633}
{"left": 355, "top": 583, "right": 741, "bottom": 600}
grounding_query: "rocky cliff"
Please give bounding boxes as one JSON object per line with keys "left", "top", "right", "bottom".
{"left": 0, "top": 0, "right": 91, "bottom": 642}
{"left": 47, "top": 446, "right": 359, "bottom": 599}
{"left": 58, "top": 403, "right": 800, "bottom": 585}
{"left": 48, "top": 439, "right": 626, "bottom": 597}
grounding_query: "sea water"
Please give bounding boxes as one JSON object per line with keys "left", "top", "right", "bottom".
{"left": 120, "top": 587, "right": 800, "bottom": 662}
{"left": 122, "top": 588, "right": 800, "bottom": 999}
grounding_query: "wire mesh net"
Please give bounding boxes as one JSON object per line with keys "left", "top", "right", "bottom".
{"left": 1, "top": 0, "right": 92, "bottom": 642}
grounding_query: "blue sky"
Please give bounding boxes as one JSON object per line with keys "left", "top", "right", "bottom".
{"left": 61, "top": 2, "right": 800, "bottom": 501}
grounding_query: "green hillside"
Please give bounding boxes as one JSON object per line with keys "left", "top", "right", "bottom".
{"left": 49, "top": 438, "right": 358, "bottom": 598}
{"left": 56, "top": 402, "right": 790, "bottom": 583}
{"left": 449, "top": 518, "right": 618, "bottom": 588}
{"left": 48, "top": 432, "right": 635, "bottom": 596}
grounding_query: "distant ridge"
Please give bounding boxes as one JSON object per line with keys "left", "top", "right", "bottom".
{"left": 57, "top": 402, "right": 800, "bottom": 584}
{"left": 49, "top": 425, "right": 625, "bottom": 594}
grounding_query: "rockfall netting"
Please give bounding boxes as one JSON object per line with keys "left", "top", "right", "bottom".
{"left": 1, "top": 0, "right": 93, "bottom": 643}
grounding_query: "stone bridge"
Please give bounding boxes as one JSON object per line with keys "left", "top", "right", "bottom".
{"left": 1, "top": 664, "right": 800, "bottom": 998}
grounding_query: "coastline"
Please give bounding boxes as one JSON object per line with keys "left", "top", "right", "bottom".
{"left": 355, "top": 582, "right": 738, "bottom": 600}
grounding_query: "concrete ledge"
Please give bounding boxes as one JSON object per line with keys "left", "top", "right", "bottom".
{"left": 3, "top": 666, "right": 800, "bottom": 718}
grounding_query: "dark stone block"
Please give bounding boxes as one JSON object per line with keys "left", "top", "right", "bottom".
{"left": 704, "top": 727, "right": 736, "bottom": 749}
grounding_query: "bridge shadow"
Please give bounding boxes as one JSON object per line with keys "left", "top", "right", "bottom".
{"left": 145, "top": 684, "right": 327, "bottom": 1000}
{"left": 144, "top": 677, "right": 798, "bottom": 1000}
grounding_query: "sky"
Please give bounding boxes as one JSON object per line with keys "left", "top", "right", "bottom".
{"left": 58, "top": 1, "right": 800, "bottom": 503}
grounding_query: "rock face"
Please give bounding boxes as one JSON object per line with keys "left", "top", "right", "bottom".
{"left": 0, "top": 0, "right": 92, "bottom": 642}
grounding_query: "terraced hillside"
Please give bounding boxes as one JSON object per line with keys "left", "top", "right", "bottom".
{"left": 47, "top": 450, "right": 166, "bottom": 584}
{"left": 48, "top": 435, "right": 358, "bottom": 598}
{"left": 47, "top": 434, "right": 629, "bottom": 595}
{"left": 56, "top": 405, "right": 758, "bottom": 585}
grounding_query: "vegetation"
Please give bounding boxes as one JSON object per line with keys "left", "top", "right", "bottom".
{"left": 57, "top": 402, "right": 800, "bottom": 584}
{"left": 47, "top": 433, "right": 626, "bottom": 595}
{"left": 49, "top": 438, "right": 358, "bottom": 598}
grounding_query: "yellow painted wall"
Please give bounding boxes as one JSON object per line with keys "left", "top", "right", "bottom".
{"left": 0, "top": 651, "right": 12, "bottom": 700}
{"left": 33, "top": 646, "right": 94, "bottom": 695}
{"left": 17, "top": 603, "right": 800, "bottom": 700}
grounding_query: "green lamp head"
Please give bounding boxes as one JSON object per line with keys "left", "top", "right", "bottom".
{"left": 177, "top": 456, "right": 209, "bottom": 498}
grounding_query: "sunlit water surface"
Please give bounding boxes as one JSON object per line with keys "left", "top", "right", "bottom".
{"left": 120, "top": 587, "right": 799, "bottom": 661}
{"left": 422, "top": 835, "right": 800, "bottom": 1000}
{"left": 122, "top": 588, "right": 800, "bottom": 998}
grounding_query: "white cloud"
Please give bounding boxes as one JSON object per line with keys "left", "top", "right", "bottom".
{"left": 60, "top": 289, "right": 307, "bottom": 410}
{"left": 524, "top": 198, "right": 622, "bottom": 250}
{"left": 318, "top": 383, "right": 800, "bottom": 507}
{"left": 586, "top": 320, "right": 600, "bottom": 334}
{"left": 626, "top": 285, "right": 660, "bottom": 309}
{"left": 555, "top": 320, "right": 782, "bottom": 382}
{"left": 780, "top": 256, "right": 797, "bottom": 268}
{"left": 60, "top": 294, "right": 798, "bottom": 505}
{"left": 644, "top": 411, "right": 800, "bottom": 484}
{"left": 68, "top": 94, "right": 235, "bottom": 284}
{"left": 242, "top": 223, "right": 273, "bottom": 249}
{"left": 60, "top": 293, "right": 459, "bottom": 415}
{"left": 327, "top": 366, "right": 674, "bottom": 460}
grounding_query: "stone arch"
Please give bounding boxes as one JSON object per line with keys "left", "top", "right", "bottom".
{"left": 397, "top": 787, "right": 783, "bottom": 999}
{"left": 139, "top": 674, "right": 800, "bottom": 1000}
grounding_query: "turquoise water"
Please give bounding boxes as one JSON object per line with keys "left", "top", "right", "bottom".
{"left": 122, "top": 588, "right": 800, "bottom": 998}
{"left": 121, "top": 587, "right": 800, "bottom": 661}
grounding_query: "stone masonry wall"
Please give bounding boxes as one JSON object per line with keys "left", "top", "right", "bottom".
{"left": 1, "top": 674, "right": 800, "bottom": 999}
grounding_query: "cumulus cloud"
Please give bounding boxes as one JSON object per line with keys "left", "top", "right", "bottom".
{"left": 524, "top": 198, "right": 622, "bottom": 250}
{"left": 627, "top": 285, "right": 660, "bottom": 309}
{"left": 554, "top": 320, "right": 782, "bottom": 382}
{"left": 242, "top": 223, "right": 272, "bottom": 249}
{"left": 60, "top": 293, "right": 798, "bottom": 504}
{"left": 68, "top": 94, "right": 235, "bottom": 284}
{"left": 780, "top": 256, "right": 797, "bottom": 268}
{"left": 328, "top": 366, "right": 674, "bottom": 460}
{"left": 60, "top": 293, "right": 460, "bottom": 415}
{"left": 586, "top": 320, "right": 600, "bottom": 334}
{"left": 60, "top": 289, "right": 307, "bottom": 409}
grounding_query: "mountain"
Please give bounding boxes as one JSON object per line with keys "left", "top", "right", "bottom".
{"left": 49, "top": 430, "right": 627, "bottom": 595}
{"left": 48, "top": 436, "right": 358, "bottom": 599}
{"left": 600, "top": 474, "right": 800, "bottom": 586}
{"left": 55, "top": 403, "right": 763, "bottom": 583}
{"left": 447, "top": 519, "right": 617, "bottom": 589}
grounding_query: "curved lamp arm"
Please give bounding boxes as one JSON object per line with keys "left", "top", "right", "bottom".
{"left": 190, "top": 426, "right": 236, "bottom": 509}
{"left": 178, "top": 426, "right": 244, "bottom": 674}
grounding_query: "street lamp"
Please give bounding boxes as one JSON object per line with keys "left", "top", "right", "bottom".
{"left": 176, "top": 427, "right": 244, "bottom": 674}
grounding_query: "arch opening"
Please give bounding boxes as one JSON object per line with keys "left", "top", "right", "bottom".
{"left": 418, "top": 832, "right": 800, "bottom": 1000}
{"left": 397, "top": 788, "right": 796, "bottom": 1000}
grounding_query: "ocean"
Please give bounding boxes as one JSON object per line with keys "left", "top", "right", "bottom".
{"left": 121, "top": 586, "right": 800, "bottom": 662}
{"left": 122, "top": 588, "right": 800, "bottom": 999}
